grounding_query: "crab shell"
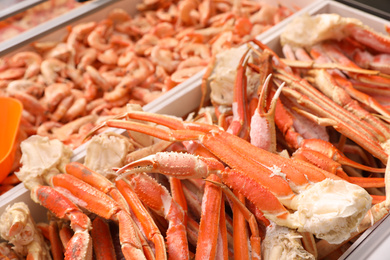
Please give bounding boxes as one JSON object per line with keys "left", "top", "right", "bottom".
{"left": 280, "top": 13, "right": 390, "bottom": 54}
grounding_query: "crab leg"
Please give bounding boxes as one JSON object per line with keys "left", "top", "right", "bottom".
{"left": 301, "top": 44, "right": 390, "bottom": 126}
{"left": 120, "top": 173, "right": 189, "bottom": 259}
{"left": 65, "top": 162, "right": 160, "bottom": 260}
{"left": 33, "top": 185, "right": 93, "bottom": 260}
{"left": 51, "top": 174, "right": 146, "bottom": 260}
{"left": 116, "top": 152, "right": 293, "bottom": 225}
{"left": 207, "top": 178, "right": 262, "bottom": 259}
{"left": 274, "top": 92, "right": 385, "bottom": 175}
{"left": 299, "top": 139, "right": 385, "bottom": 173}
{"left": 293, "top": 49, "right": 390, "bottom": 139}
{"left": 279, "top": 83, "right": 388, "bottom": 163}
{"left": 91, "top": 217, "right": 116, "bottom": 260}
{"left": 250, "top": 74, "right": 284, "bottom": 152}
{"left": 116, "top": 179, "right": 167, "bottom": 260}
{"left": 48, "top": 221, "right": 64, "bottom": 260}
{"left": 106, "top": 114, "right": 320, "bottom": 190}
{"left": 253, "top": 39, "right": 389, "bottom": 162}
{"left": 320, "top": 41, "right": 390, "bottom": 87}
{"left": 227, "top": 47, "right": 251, "bottom": 139}
{"left": 111, "top": 121, "right": 297, "bottom": 202}
{"left": 195, "top": 174, "right": 223, "bottom": 259}
{"left": 100, "top": 110, "right": 373, "bottom": 243}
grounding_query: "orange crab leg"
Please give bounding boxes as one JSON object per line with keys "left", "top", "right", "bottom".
{"left": 121, "top": 173, "right": 189, "bottom": 260}
{"left": 65, "top": 162, "right": 158, "bottom": 259}
{"left": 49, "top": 221, "right": 64, "bottom": 260}
{"left": 33, "top": 185, "right": 93, "bottom": 260}
{"left": 91, "top": 217, "right": 116, "bottom": 260}
{"left": 348, "top": 23, "right": 390, "bottom": 54}
{"left": 279, "top": 84, "right": 388, "bottom": 163}
{"left": 195, "top": 174, "right": 223, "bottom": 259}
{"left": 169, "top": 177, "right": 188, "bottom": 226}
{"left": 253, "top": 39, "right": 388, "bottom": 162}
{"left": 293, "top": 45, "right": 390, "bottom": 136}
{"left": 106, "top": 115, "right": 320, "bottom": 191}
{"left": 227, "top": 47, "right": 251, "bottom": 139}
{"left": 275, "top": 69, "right": 386, "bottom": 143}
{"left": 300, "top": 139, "right": 385, "bottom": 173}
{"left": 320, "top": 41, "right": 390, "bottom": 87}
{"left": 218, "top": 197, "right": 229, "bottom": 260}
{"left": 116, "top": 179, "right": 167, "bottom": 260}
{"left": 59, "top": 226, "right": 73, "bottom": 250}
{"left": 113, "top": 126, "right": 295, "bottom": 199}
{"left": 51, "top": 174, "right": 146, "bottom": 260}
{"left": 208, "top": 179, "right": 262, "bottom": 260}
{"left": 116, "top": 152, "right": 293, "bottom": 225}
{"left": 65, "top": 162, "right": 129, "bottom": 211}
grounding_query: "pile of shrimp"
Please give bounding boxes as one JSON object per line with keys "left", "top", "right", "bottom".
{"left": 0, "top": 0, "right": 82, "bottom": 43}
{"left": 0, "top": 0, "right": 297, "bottom": 191}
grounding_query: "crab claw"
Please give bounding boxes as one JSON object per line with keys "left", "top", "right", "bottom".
{"left": 116, "top": 152, "right": 223, "bottom": 179}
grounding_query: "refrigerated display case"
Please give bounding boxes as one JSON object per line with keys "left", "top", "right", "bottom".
{"left": 1, "top": 0, "right": 390, "bottom": 259}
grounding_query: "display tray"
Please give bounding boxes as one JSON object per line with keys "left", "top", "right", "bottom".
{"left": 335, "top": 0, "right": 390, "bottom": 20}
{"left": 1, "top": 0, "right": 389, "bottom": 259}
{"left": 0, "top": 0, "right": 46, "bottom": 20}
{"left": 262, "top": 1, "right": 390, "bottom": 259}
{"left": 0, "top": 0, "right": 321, "bottom": 194}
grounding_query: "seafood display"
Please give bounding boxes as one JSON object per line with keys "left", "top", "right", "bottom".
{"left": 0, "top": 0, "right": 298, "bottom": 190}
{"left": 0, "top": 0, "right": 83, "bottom": 42}
{"left": 2, "top": 1, "right": 390, "bottom": 260}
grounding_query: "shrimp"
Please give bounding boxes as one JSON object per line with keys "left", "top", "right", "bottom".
{"left": 118, "top": 49, "right": 136, "bottom": 67}
{"left": 134, "top": 34, "right": 159, "bottom": 56}
{"left": 107, "top": 8, "right": 131, "bottom": 24}
{"left": 0, "top": 68, "right": 25, "bottom": 80}
{"left": 103, "top": 75, "right": 135, "bottom": 102}
{"left": 11, "top": 52, "right": 42, "bottom": 78}
{"left": 177, "top": 0, "right": 199, "bottom": 26}
{"left": 180, "top": 42, "right": 211, "bottom": 60}
{"left": 51, "top": 95, "right": 74, "bottom": 122}
{"left": 6, "top": 80, "right": 44, "bottom": 98}
{"left": 31, "top": 41, "right": 59, "bottom": 53}
{"left": 40, "top": 58, "right": 66, "bottom": 85}
{"left": 62, "top": 97, "right": 87, "bottom": 122}
{"left": 67, "top": 21, "right": 97, "bottom": 49}
{"left": 97, "top": 49, "right": 119, "bottom": 65}
{"left": 52, "top": 114, "right": 98, "bottom": 142}
{"left": 170, "top": 65, "right": 205, "bottom": 84}
{"left": 87, "top": 19, "right": 113, "bottom": 51}
{"left": 37, "top": 121, "right": 63, "bottom": 137}
{"left": 42, "top": 83, "right": 71, "bottom": 111}
{"left": 150, "top": 22, "right": 175, "bottom": 38}
{"left": 43, "top": 43, "right": 70, "bottom": 61}
{"left": 10, "top": 91, "right": 47, "bottom": 120}
{"left": 150, "top": 46, "right": 180, "bottom": 74}
{"left": 76, "top": 48, "right": 97, "bottom": 71}
{"left": 131, "top": 86, "right": 163, "bottom": 104}
{"left": 67, "top": 21, "right": 97, "bottom": 66}
{"left": 86, "top": 65, "right": 111, "bottom": 91}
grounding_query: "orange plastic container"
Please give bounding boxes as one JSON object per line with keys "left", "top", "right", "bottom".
{"left": 0, "top": 97, "right": 23, "bottom": 183}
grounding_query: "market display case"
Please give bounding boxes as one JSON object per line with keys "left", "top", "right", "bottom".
{"left": 0, "top": 0, "right": 89, "bottom": 44}
{"left": 1, "top": 0, "right": 390, "bottom": 259}
{"left": 0, "top": 0, "right": 321, "bottom": 192}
